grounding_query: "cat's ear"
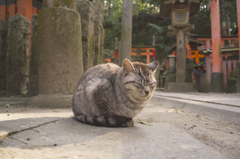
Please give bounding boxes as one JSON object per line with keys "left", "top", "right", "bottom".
{"left": 123, "top": 58, "right": 135, "bottom": 72}
{"left": 147, "top": 61, "right": 159, "bottom": 73}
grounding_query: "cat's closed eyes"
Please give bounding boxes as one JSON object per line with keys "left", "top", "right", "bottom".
{"left": 72, "top": 59, "right": 159, "bottom": 127}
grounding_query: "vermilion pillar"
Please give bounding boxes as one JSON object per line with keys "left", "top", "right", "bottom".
{"left": 18, "top": 0, "right": 32, "bottom": 20}
{"left": 211, "top": 0, "right": 223, "bottom": 92}
{"left": 9, "top": 0, "right": 16, "bottom": 17}
{"left": 0, "top": 0, "right": 7, "bottom": 20}
{"left": 32, "top": 0, "right": 38, "bottom": 15}
{"left": 237, "top": 0, "right": 240, "bottom": 93}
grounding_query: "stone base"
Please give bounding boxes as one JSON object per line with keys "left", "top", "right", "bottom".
{"left": 23, "top": 94, "right": 73, "bottom": 108}
{"left": 165, "top": 82, "right": 194, "bottom": 92}
{"left": 238, "top": 63, "right": 240, "bottom": 93}
{"left": 211, "top": 73, "right": 223, "bottom": 92}
{"left": 164, "top": 72, "right": 176, "bottom": 90}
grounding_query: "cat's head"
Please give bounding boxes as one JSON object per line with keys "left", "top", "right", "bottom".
{"left": 120, "top": 59, "right": 159, "bottom": 102}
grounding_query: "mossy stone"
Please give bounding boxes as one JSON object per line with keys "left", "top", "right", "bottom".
{"left": 43, "top": 0, "right": 76, "bottom": 10}
{"left": 37, "top": 7, "right": 83, "bottom": 94}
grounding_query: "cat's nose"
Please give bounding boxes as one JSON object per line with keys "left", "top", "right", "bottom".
{"left": 145, "top": 91, "right": 149, "bottom": 95}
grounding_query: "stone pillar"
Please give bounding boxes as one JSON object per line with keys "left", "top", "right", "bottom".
{"left": 42, "top": 0, "right": 76, "bottom": 9}
{"left": 93, "top": 1, "right": 104, "bottom": 65}
{"left": 237, "top": 0, "right": 240, "bottom": 93}
{"left": 37, "top": 7, "right": 83, "bottom": 94}
{"left": 118, "top": 41, "right": 121, "bottom": 66}
{"left": 76, "top": 0, "right": 95, "bottom": 72}
{"left": 185, "top": 59, "right": 193, "bottom": 82}
{"left": 205, "top": 54, "right": 211, "bottom": 92}
{"left": 28, "top": 15, "right": 38, "bottom": 97}
{"left": 0, "top": 19, "right": 8, "bottom": 92}
{"left": 176, "top": 30, "right": 186, "bottom": 82}
{"left": 6, "top": 15, "right": 30, "bottom": 96}
{"left": 100, "top": 25, "right": 105, "bottom": 64}
{"left": 120, "top": 0, "right": 133, "bottom": 66}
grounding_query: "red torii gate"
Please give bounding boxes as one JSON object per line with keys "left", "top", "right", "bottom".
{"left": 131, "top": 47, "right": 154, "bottom": 64}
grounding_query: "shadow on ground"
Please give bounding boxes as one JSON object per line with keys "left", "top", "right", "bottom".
{"left": 0, "top": 116, "right": 226, "bottom": 159}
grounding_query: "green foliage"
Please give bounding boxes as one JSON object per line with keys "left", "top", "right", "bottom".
{"left": 220, "top": 0, "right": 237, "bottom": 34}
{"left": 103, "top": 49, "right": 115, "bottom": 59}
{"left": 102, "top": 0, "right": 238, "bottom": 62}
{"left": 190, "top": 0, "right": 238, "bottom": 36}
{"left": 189, "top": 0, "right": 211, "bottom": 36}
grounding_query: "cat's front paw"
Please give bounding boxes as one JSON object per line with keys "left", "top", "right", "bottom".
{"left": 122, "top": 119, "right": 134, "bottom": 127}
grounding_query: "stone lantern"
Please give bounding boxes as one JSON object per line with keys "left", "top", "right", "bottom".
{"left": 171, "top": 9, "right": 189, "bottom": 27}
{"left": 160, "top": 0, "right": 201, "bottom": 91}
{"left": 167, "top": 55, "right": 176, "bottom": 71}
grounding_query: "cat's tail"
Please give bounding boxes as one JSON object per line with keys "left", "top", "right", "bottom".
{"left": 73, "top": 115, "right": 134, "bottom": 127}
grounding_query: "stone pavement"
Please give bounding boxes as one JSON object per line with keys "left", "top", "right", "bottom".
{"left": 0, "top": 92, "right": 239, "bottom": 158}
{"left": 153, "top": 91, "right": 240, "bottom": 125}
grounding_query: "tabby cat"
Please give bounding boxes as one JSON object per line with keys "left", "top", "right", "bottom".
{"left": 72, "top": 59, "right": 159, "bottom": 127}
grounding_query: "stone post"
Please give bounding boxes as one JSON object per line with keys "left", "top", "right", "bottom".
{"left": 120, "top": 0, "right": 133, "bottom": 66}
{"left": 118, "top": 41, "right": 121, "bottom": 66}
{"left": 93, "top": 1, "right": 104, "bottom": 65}
{"left": 6, "top": 15, "right": 30, "bottom": 96}
{"left": 76, "top": 0, "right": 95, "bottom": 72}
{"left": 176, "top": 30, "right": 186, "bottom": 82}
{"left": 28, "top": 15, "right": 38, "bottom": 97}
{"left": 100, "top": 25, "right": 105, "bottom": 64}
{"left": 237, "top": 0, "right": 240, "bottom": 93}
{"left": 0, "top": 19, "right": 8, "bottom": 92}
{"left": 42, "top": 0, "right": 76, "bottom": 9}
{"left": 37, "top": 7, "right": 83, "bottom": 94}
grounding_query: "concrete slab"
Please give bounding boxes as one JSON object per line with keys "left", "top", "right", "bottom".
{"left": 0, "top": 118, "right": 226, "bottom": 159}
{"left": 152, "top": 92, "right": 240, "bottom": 125}
{"left": 0, "top": 97, "right": 28, "bottom": 106}
{"left": 0, "top": 105, "right": 72, "bottom": 139}
{"left": 154, "top": 92, "right": 240, "bottom": 107}
{"left": 1, "top": 101, "right": 239, "bottom": 158}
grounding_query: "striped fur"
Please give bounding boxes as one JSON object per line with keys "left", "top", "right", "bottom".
{"left": 73, "top": 115, "right": 133, "bottom": 127}
{"left": 72, "top": 59, "right": 158, "bottom": 127}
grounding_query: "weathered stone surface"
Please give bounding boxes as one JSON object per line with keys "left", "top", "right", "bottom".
{"left": 120, "top": 0, "right": 133, "bottom": 64}
{"left": 93, "top": 1, "right": 104, "bottom": 65}
{"left": 164, "top": 72, "right": 176, "bottom": 90}
{"left": 165, "top": 82, "right": 193, "bottom": 92}
{"left": 37, "top": 7, "right": 83, "bottom": 95}
{"left": 76, "top": 0, "right": 95, "bottom": 72}
{"left": 6, "top": 15, "right": 30, "bottom": 96}
{"left": 185, "top": 59, "right": 194, "bottom": 82}
{"left": 24, "top": 94, "right": 73, "bottom": 108}
{"left": 28, "top": 15, "right": 38, "bottom": 97}
{"left": 43, "top": 0, "right": 76, "bottom": 10}
{"left": 0, "top": 19, "right": 8, "bottom": 91}
{"left": 100, "top": 25, "right": 105, "bottom": 64}
{"left": 0, "top": 118, "right": 227, "bottom": 159}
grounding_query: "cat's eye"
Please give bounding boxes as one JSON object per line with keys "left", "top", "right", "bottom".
{"left": 150, "top": 83, "right": 156, "bottom": 86}
{"left": 134, "top": 82, "right": 143, "bottom": 87}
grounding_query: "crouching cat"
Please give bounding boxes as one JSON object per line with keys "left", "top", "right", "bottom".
{"left": 72, "top": 59, "right": 159, "bottom": 127}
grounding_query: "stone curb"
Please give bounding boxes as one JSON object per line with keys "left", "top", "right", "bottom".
{"left": 23, "top": 95, "right": 73, "bottom": 108}
{"left": 151, "top": 95, "right": 240, "bottom": 125}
